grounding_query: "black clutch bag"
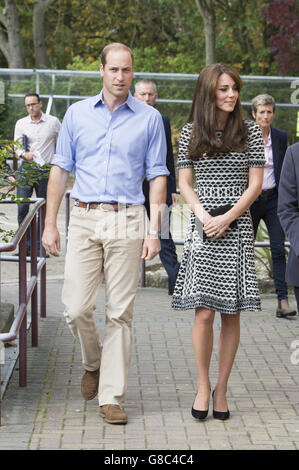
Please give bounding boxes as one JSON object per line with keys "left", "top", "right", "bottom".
{"left": 195, "top": 204, "right": 237, "bottom": 240}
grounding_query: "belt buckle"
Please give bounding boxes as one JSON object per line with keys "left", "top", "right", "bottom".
{"left": 99, "top": 202, "right": 109, "bottom": 212}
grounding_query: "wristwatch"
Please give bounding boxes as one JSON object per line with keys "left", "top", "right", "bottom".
{"left": 148, "top": 230, "right": 161, "bottom": 237}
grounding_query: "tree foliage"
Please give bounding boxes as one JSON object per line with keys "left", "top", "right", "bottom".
{"left": 0, "top": 139, "right": 50, "bottom": 242}
{"left": 262, "top": 0, "right": 299, "bottom": 75}
{"left": 0, "top": 0, "right": 296, "bottom": 75}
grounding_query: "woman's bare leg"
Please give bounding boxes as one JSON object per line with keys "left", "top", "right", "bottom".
{"left": 214, "top": 312, "right": 240, "bottom": 411}
{"left": 192, "top": 307, "right": 215, "bottom": 410}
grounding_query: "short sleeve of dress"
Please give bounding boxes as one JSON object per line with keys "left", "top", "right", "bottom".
{"left": 246, "top": 120, "right": 265, "bottom": 167}
{"left": 177, "top": 122, "right": 194, "bottom": 169}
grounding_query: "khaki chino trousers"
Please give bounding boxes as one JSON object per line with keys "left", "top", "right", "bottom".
{"left": 62, "top": 204, "right": 145, "bottom": 406}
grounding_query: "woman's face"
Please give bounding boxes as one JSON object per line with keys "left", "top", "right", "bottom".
{"left": 215, "top": 73, "right": 239, "bottom": 114}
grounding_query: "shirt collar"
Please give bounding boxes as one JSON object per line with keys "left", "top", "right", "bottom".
{"left": 28, "top": 111, "right": 46, "bottom": 123}
{"left": 264, "top": 131, "right": 272, "bottom": 148}
{"left": 93, "top": 90, "right": 136, "bottom": 112}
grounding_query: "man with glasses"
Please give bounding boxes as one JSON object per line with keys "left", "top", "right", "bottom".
{"left": 14, "top": 93, "right": 61, "bottom": 255}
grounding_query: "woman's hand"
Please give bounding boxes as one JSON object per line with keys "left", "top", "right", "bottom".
{"left": 203, "top": 214, "right": 232, "bottom": 239}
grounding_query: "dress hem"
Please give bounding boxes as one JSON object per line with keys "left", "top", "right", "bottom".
{"left": 171, "top": 295, "right": 261, "bottom": 315}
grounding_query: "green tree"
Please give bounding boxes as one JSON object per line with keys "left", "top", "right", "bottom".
{"left": 262, "top": 0, "right": 299, "bottom": 75}
{"left": 0, "top": 0, "right": 288, "bottom": 76}
{"left": 195, "top": 0, "right": 216, "bottom": 65}
{"left": 0, "top": 0, "right": 25, "bottom": 68}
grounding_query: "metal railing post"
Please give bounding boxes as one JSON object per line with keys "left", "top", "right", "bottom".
{"left": 18, "top": 234, "right": 27, "bottom": 387}
{"left": 40, "top": 204, "right": 46, "bottom": 318}
{"left": 31, "top": 215, "right": 38, "bottom": 347}
{"left": 36, "top": 71, "right": 40, "bottom": 95}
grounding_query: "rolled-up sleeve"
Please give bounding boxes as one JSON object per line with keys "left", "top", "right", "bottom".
{"left": 145, "top": 111, "right": 169, "bottom": 181}
{"left": 51, "top": 108, "right": 75, "bottom": 172}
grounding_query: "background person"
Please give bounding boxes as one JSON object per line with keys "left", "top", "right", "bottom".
{"left": 172, "top": 64, "right": 265, "bottom": 421}
{"left": 42, "top": 43, "right": 168, "bottom": 425}
{"left": 278, "top": 142, "right": 299, "bottom": 313}
{"left": 134, "top": 79, "right": 180, "bottom": 295}
{"left": 14, "top": 93, "right": 61, "bottom": 255}
{"left": 250, "top": 94, "right": 296, "bottom": 318}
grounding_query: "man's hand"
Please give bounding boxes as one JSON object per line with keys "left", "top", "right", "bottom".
{"left": 23, "top": 152, "right": 35, "bottom": 161}
{"left": 42, "top": 225, "right": 61, "bottom": 256}
{"left": 141, "top": 236, "right": 161, "bottom": 260}
{"left": 41, "top": 165, "right": 69, "bottom": 257}
{"left": 172, "top": 193, "right": 179, "bottom": 205}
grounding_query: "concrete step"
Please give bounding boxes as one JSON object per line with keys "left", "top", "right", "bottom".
{"left": 0, "top": 303, "right": 14, "bottom": 334}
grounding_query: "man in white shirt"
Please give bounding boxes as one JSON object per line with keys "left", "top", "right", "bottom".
{"left": 14, "top": 93, "right": 61, "bottom": 254}
{"left": 250, "top": 94, "right": 296, "bottom": 318}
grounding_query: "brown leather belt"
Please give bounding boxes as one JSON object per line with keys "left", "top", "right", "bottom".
{"left": 74, "top": 201, "right": 129, "bottom": 211}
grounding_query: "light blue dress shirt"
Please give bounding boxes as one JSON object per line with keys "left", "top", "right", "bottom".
{"left": 52, "top": 91, "right": 169, "bottom": 204}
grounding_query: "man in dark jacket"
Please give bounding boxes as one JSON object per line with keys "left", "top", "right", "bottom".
{"left": 134, "top": 79, "right": 180, "bottom": 295}
{"left": 278, "top": 143, "right": 299, "bottom": 312}
{"left": 250, "top": 94, "right": 296, "bottom": 318}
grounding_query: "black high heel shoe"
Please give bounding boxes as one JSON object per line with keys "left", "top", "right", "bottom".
{"left": 191, "top": 389, "right": 210, "bottom": 420}
{"left": 212, "top": 390, "right": 230, "bottom": 420}
{"left": 191, "top": 404, "right": 209, "bottom": 420}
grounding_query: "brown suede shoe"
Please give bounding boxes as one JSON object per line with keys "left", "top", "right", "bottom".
{"left": 81, "top": 369, "right": 100, "bottom": 400}
{"left": 100, "top": 404, "right": 128, "bottom": 424}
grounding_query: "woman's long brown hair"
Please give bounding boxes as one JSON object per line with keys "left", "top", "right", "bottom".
{"left": 187, "top": 63, "right": 248, "bottom": 160}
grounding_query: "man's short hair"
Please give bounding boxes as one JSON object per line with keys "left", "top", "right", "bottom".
{"left": 24, "top": 93, "right": 40, "bottom": 102}
{"left": 251, "top": 94, "right": 275, "bottom": 114}
{"left": 100, "top": 43, "right": 134, "bottom": 67}
{"left": 134, "top": 79, "right": 157, "bottom": 93}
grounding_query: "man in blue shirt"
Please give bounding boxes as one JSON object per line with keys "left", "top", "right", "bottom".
{"left": 42, "top": 43, "right": 168, "bottom": 425}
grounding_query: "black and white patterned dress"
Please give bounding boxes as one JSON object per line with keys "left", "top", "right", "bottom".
{"left": 171, "top": 120, "right": 265, "bottom": 314}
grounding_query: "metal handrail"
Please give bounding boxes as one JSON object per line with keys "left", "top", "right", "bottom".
{"left": 8, "top": 93, "right": 299, "bottom": 109}
{"left": 1, "top": 68, "right": 298, "bottom": 81}
{"left": 0, "top": 198, "right": 47, "bottom": 425}
{"left": 0, "top": 198, "right": 45, "bottom": 252}
{"left": 2, "top": 69, "right": 298, "bottom": 111}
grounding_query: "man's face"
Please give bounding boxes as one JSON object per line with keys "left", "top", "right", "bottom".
{"left": 252, "top": 104, "right": 275, "bottom": 132}
{"left": 100, "top": 49, "right": 133, "bottom": 101}
{"left": 24, "top": 96, "right": 42, "bottom": 119}
{"left": 134, "top": 83, "right": 158, "bottom": 107}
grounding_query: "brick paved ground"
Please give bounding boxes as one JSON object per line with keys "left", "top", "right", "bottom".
{"left": 1, "top": 280, "right": 299, "bottom": 450}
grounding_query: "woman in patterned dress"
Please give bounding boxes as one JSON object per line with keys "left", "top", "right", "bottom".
{"left": 171, "top": 64, "right": 265, "bottom": 420}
